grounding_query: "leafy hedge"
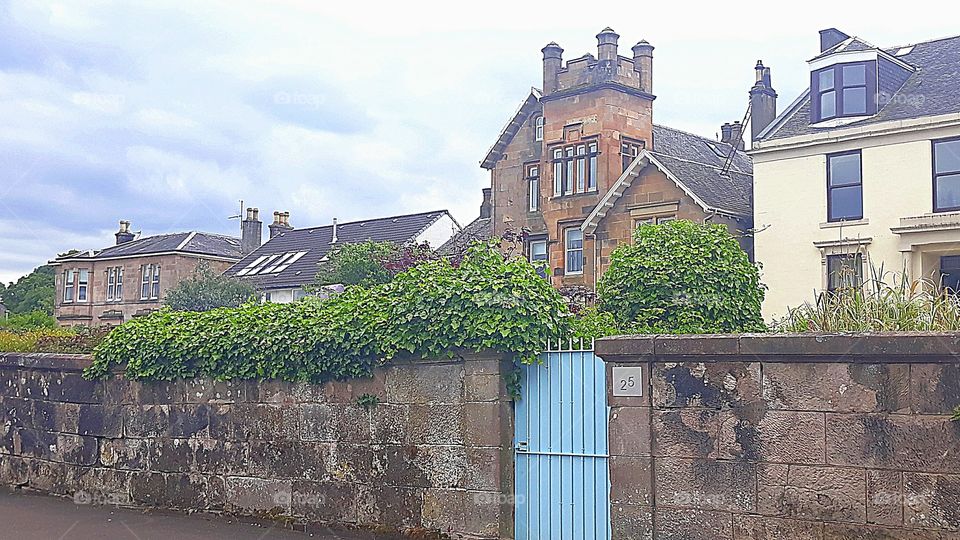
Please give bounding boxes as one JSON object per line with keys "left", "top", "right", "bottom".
{"left": 86, "top": 241, "right": 572, "bottom": 382}
{"left": 598, "top": 220, "right": 765, "bottom": 334}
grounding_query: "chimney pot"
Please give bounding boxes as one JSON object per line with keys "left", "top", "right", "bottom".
{"left": 115, "top": 220, "right": 135, "bottom": 245}
{"left": 631, "top": 40, "right": 654, "bottom": 94}
{"left": 541, "top": 42, "right": 564, "bottom": 95}
{"left": 596, "top": 27, "right": 620, "bottom": 62}
{"left": 241, "top": 206, "right": 263, "bottom": 255}
{"left": 750, "top": 60, "right": 778, "bottom": 143}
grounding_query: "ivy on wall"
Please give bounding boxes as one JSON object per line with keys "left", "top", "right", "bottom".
{"left": 85, "top": 241, "right": 573, "bottom": 382}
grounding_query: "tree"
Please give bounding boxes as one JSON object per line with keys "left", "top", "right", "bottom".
{"left": 598, "top": 220, "right": 765, "bottom": 334}
{"left": 0, "top": 265, "right": 56, "bottom": 315}
{"left": 163, "top": 261, "right": 256, "bottom": 312}
{"left": 314, "top": 241, "right": 435, "bottom": 288}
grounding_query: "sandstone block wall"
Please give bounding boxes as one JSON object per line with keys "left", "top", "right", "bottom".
{"left": 597, "top": 333, "right": 960, "bottom": 540}
{"left": 0, "top": 352, "right": 514, "bottom": 539}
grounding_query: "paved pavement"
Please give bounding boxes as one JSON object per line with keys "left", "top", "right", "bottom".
{"left": 0, "top": 491, "right": 394, "bottom": 540}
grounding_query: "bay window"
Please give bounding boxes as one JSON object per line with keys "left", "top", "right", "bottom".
{"left": 812, "top": 61, "right": 876, "bottom": 122}
{"left": 107, "top": 266, "right": 124, "bottom": 302}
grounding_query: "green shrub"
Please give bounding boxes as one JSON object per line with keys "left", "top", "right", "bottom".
{"left": 775, "top": 267, "right": 960, "bottom": 332}
{"left": 598, "top": 220, "right": 765, "bottom": 334}
{"left": 164, "top": 261, "right": 256, "bottom": 312}
{"left": 0, "top": 311, "right": 57, "bottom": 330}
{"left": 86, "top": 241, "right": 573, "bottom": 382}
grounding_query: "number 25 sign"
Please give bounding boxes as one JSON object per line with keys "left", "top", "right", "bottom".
{"left": 612, "top": 367, "right": 643, "bottom": 397}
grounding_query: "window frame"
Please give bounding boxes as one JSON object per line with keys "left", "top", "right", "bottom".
{"left": 933, "top": 136, "right": 960, "bottom": 213}
{"left": 107, "top": 266, "right": 124, "bottom": 302}
{"left": 826, "top": 150, "right": 864, "bottom": 223}
{"left": 551, "top": 141, "right": 599, "bottom": 198}
{"left": 526, "top": 164, "right": 540, "bottom": 212}
{"left": 76, "top": 269, "right": 89, "bottom": 303}
{"left": 141, "top": 264, "right": 161, "bottom": 301}
{"left": 63, "top": 270, "right": 76, "bottom": 303}
{"left": 528, "top": 238, "right": 548, "bottom": 278}
{"left": 534, "top": 116, "right": 544, "bottom": 142}
{"left": 826, "top": 253, "right": 864, "bottom": 293}
{"left": 811, "top": 61, "right": 877, "bottom": 123}
{"left": 564, "top": 228, "right": 584, "bottom": 275}
{"left": 621, "top": 139, "right": 645, "bottom": 172}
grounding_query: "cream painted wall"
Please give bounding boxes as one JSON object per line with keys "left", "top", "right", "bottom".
{"left": 754, "top": 121, "right": 960, "bottom": 321}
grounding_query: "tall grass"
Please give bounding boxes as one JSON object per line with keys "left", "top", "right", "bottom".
{"left": 775, "top": 263, "right": 960, "bottom": 332}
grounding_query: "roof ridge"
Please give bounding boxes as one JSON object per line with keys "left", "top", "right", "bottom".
{"left": 282, "top": 210, "right": 451, "bottom": 234}
{"left": 885, "top": 32, "right": 960, "bottom": 51}
{"left": 653, "top": 123, "right": 746, "bottom": 153}
{"left": 649, "top": 150, "right": 751, "bottom": 176}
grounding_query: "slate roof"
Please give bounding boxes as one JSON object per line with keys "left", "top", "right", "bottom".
{"left": 762, "top": 34, "right": 960, "bottom": 141}
{"left": 649, "top": 124, "right": 753, "bottom": 216}
{"left": 55, "top": 232, "right": 242, "bottom": 262}
{"left": 437, "top": 217, "right": 493, "bottom": 256}
{"left": 225, "top": 210, "right": 453, "bottom": 290}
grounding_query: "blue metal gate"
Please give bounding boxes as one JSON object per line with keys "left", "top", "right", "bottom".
{"left": 514, "top": 343, "right": 611, "bottom": 539}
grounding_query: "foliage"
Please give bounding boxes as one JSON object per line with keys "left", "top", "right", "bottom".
{"left": 774, "top": 265, "right": 960, "bottom": 332}
{"left": 355, "top": 393, "right": 379, "bottom": 409}
{"left": 0, "top": 265, "right": 55, "bottom": 315}
{"left": 163, "top": 261, "right": 256, "bottom": 312}
{"left": 86, "top": 240, "right": 573, "bottom": 382}
{"left": 0, "top": 326, "right": 110, "bottom": 354}
{"left": 0, "top": 311, "right": 57, "bottom": 330}
{"left": 597, "top": 220, "right": 765, "bottom": 334}
{"left": 315, "top": 241, "right": 437, "bottom": 288}
{"left": 558, "top": 285, "right": 597, "bottom": 315}
{"left": 569, "top": 306, "right": 620, "bottom": 341}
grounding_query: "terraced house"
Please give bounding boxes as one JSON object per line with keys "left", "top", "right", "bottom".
{"left": 752, "top": 29, "right": 960, "bottom": 319}
{"left": 477, "top": 28, "right": 759, "bottom": 290}
{"left": 51, "top": 221, "right": 243, "bottom": 326}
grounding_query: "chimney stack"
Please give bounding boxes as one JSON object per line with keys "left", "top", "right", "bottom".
{"left": 541, "top": 42, "right": 563, "bottom": 96}
{"left": 331, "top": 218, "right": 339, "bottom": 244}
{"left": 480, "top": 188, "right": 492, "bottom": 219}
{"left": 241, "top": 207, "right": 262, "bottom": 255}
{"left": 269, "top": 211, "right": 293, "bottom": 239}
{"left": 720, "top": 122, "right": 745, "bottom": 149}
{"left": 631, "top": 40, "right": 654, "bottom": 94}
{"left": 597, "top": 27, "right": 619, "bottom": 63}
{"left": 115, "top": 220, "right": 135, "bottom": 245}
{"left": 749, "top": 60, "right": 778, "bottom": 143}
{"left": 819, "top": 28, "right": 850, "bottom": 53}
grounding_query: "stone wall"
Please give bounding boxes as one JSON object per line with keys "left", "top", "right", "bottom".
{"left": 596, "top": 333, "right": 960, "bottom": 539}
{"left": 0, "top": 352, "right": 514, "bottom": 539}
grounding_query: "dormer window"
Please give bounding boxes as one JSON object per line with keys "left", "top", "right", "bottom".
{"left": 811, "top": 61, "right": 876, "bottom": 122}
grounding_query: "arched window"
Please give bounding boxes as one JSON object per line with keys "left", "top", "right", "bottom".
{"left": 534, "top": 116, "right": 544, "bottom": 142}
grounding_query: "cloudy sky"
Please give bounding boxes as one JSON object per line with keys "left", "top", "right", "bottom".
{"left": 0, "top": 1, "right": 955, "bottom": 283}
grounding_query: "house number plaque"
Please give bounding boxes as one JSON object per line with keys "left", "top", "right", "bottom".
{"left": 612, "top": 367, "right": 643, "bottom": 397}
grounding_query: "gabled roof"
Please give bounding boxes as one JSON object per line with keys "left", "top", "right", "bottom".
{"left": 481, "top": 88, "right": 542, "bottom": 169}
{"left": 762, "top": 33, "right": 960, "bottom": 141}
{"left": 437, "top": 217, "right": 493, "bottom": 256}
{"left": 54, "top": 232, "right": 242, "bottom": 262}
{"left": 583, "top": 125, "right": 753, "bottom": 233}
{"left": 225, "top": 210, "right": 454, "bottom": 290}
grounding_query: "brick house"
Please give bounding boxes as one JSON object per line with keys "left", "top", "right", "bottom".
{"left": 51, "top": 221, "right": 243, "bottom": 326}
{"left": 475, "top": 28, "right": 756, "bottom": 290}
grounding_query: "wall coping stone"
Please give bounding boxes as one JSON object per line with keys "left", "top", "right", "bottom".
{"left": 0, "top": 352, "right": 93, "bottom": 372}
{"left": 596, "top": 332, "right": 960, "bottom": 363}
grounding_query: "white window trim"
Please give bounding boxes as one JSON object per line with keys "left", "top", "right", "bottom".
{"left": 63, "top": 270, "right": 76, "bottom": 303}
{"left": 76, "top": 269, "right": 89, "bottom": 303}
{"left": 565, "top": 228, "right": 584, "bottom": 275}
